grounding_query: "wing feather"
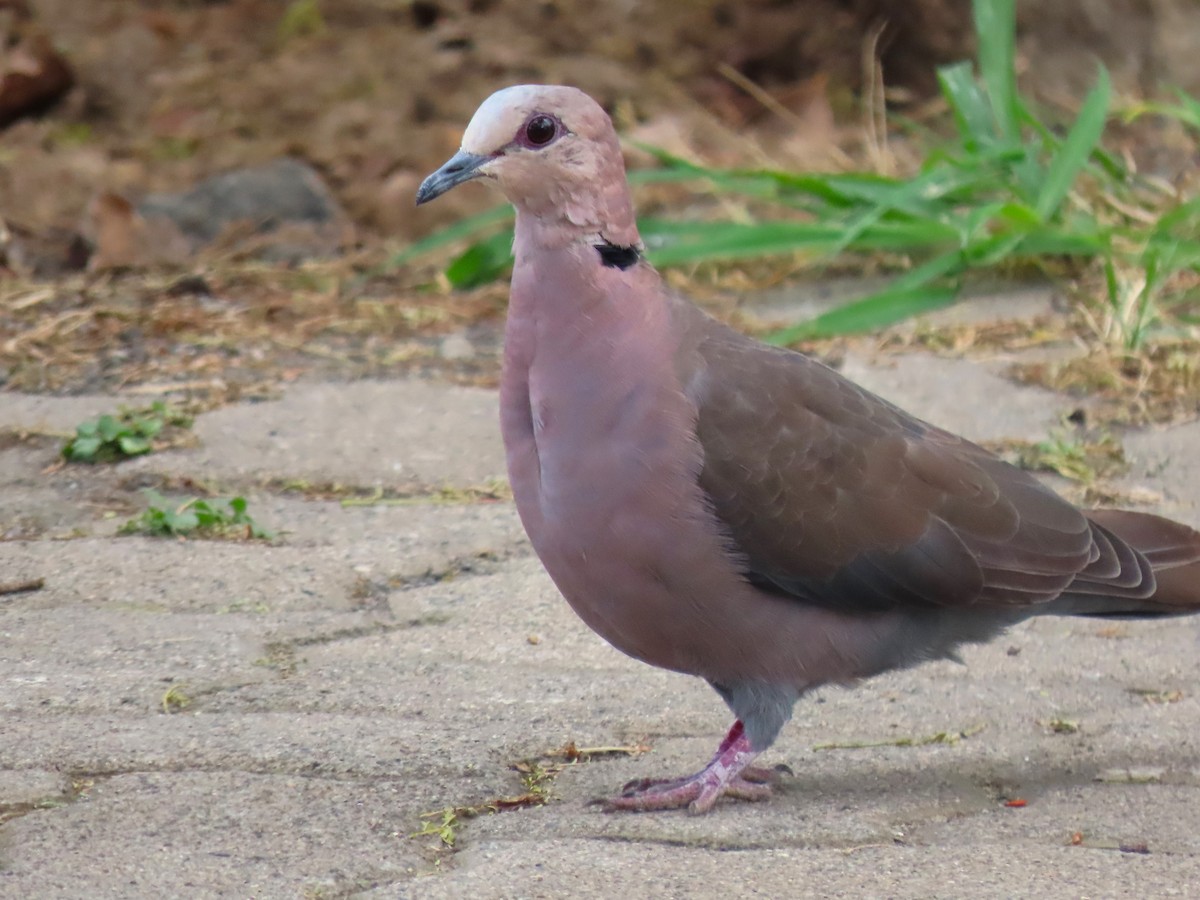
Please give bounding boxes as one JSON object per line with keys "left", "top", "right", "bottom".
{"left": 682, "top": 313, "right": 1151, "bottom": 612}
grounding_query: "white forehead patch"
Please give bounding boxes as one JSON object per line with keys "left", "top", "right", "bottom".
{"left": 460, "top": 84, "right": 544, "bottom": 154}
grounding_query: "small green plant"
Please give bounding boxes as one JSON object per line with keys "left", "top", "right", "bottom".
{"left": 62, "top": 402, "right": 193, "bottom": 464}
{"left": 120, "top": 491, "right": 274, "bottom": 540}
{"left": 1017, "top": 430, "right": 1126, "bottom": 486}
{"left": 411, "top": 759, "right": 558, "bottom": 849}
{"left": 412, "top": 806, "right": 472, "bottom": 848}
{"left": 161, "top": 684, "right": 191, "bottom": 714}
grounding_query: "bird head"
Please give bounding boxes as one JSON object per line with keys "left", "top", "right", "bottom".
{"left": 416, "top": 85, "right": 638, "bottom": 245}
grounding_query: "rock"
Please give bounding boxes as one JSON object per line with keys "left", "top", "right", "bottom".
{"left": 84, "top": 158, "right": 354, "bottom": 269}
{"left": 137, "top": 158, "right": 349, "bottom": 247}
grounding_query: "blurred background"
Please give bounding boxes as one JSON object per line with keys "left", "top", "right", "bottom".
{"left": 2, "top": 0, "right": 1199, "bottom": 401}
{"left": 5, "top": 1, "right": 1200, "bottom": 255}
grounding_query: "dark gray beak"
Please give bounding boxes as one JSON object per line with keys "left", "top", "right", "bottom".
{"left": 415, "top": 150, "right": 491, "bottom": 206}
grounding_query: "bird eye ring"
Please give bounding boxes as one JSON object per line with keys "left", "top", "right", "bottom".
{"left": 523, "top": 115, "right": 558, "bottom": 147}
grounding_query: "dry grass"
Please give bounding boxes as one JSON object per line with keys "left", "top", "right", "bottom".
{"left": 1012, "top": 342, "right": 1200, "bottom": 426}
{"left": 0, "top": 252, "right": 508, "bottom": 396}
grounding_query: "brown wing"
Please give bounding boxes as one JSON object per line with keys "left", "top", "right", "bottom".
{"left": 685, "top": 317, "right": 1153, "bottom": 612}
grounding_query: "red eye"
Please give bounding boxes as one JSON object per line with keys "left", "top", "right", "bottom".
{"left": 524, "top": 115, "right": 557, "bottom": 146}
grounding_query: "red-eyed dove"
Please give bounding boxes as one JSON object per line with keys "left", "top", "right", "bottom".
{"left": 417, "top": 85, "right": 1200, "bottom": 813}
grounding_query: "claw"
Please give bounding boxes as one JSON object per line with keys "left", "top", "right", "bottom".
{"left": 601, "top": 720, "right": 784, "bottom": 813}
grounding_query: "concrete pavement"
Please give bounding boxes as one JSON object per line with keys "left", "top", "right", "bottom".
{"left": 2, "top": 295, "right": 1199, "bottom": 898}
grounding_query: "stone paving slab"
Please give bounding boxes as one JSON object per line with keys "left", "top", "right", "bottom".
{"left": 132, "top": 380, "right": 506, "bottom": 488}
{"left": 2, "top": 301, "right": 1199, "bottom": 898}
{"left": 839, "top": 351, "right": 1071, "bottom": 443}
{"left": 404, "top": 839, "right": 1200, "bottom": 899}
{"left": 1121, "top": 420, "right": 1200, "bottom": 529}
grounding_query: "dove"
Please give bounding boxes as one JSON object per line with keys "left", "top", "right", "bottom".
{"left": 416, "top": 85, "right": 1200, "bottom": 814}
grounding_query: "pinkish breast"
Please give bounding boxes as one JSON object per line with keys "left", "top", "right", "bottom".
{"left": 498, "top": 244, "right": 739, "bottom": 675}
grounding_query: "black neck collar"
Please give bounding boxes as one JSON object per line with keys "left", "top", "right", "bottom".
{"left": 594, "top": 241, "right": 640, "bottom": 270}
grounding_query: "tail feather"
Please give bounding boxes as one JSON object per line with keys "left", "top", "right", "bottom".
{"left": 1054, "top": 509, "right": 1200, "bottom": 616}
{"left": 1146, "top": 560, "right": 1200, "bottom": 611}
{"left": 1072, "top": 521, "right": 1153, "bottom": 595}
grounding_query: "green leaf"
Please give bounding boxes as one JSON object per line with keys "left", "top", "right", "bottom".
{"left": 122, "top": 489, "right": 271, "bottom": 540}
{"left": 191, "top": 501, "right": 218, "bottom": 528}
{"left": 445, "top": 230, "right": 513, "bottom": 288}
{"left": 137, "top": 417, "right": 165, "bottom": 438}
{"left": 1034, "top": 66, "right": 1111, "bottom": 221}
{"left": 168, "top": 509, "right": 199, "bottom": 534}
{"left": 66, "top": 436, "right": 102, "bottom": 460}
{"left": 96, "top": 415, "right": 123, "bottom": 442}
{"left": 117, "top": 435, "right": 152, "bottom": 456}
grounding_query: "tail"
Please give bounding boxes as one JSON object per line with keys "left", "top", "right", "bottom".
{"left": 1050, "top": 508, "right": 1200, "bottom": 617}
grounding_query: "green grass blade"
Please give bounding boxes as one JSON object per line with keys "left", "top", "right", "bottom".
{"left": 883, "top": 248, "right": 968, "bottom": 292}
{"left": 973, "top": 0, "right": 1020, "bottom": 141}
{"left": 766, "top": 281, "right": 961, "bottom": 344}
{"left": 640, "top": 218, "right": 961, "bottom": 267}
{"left": 963, "top": 232, "right": 1026, "bottom": 267}
{"left": 1034, "top": 66, "right": 1111, "bottom": 220}
{"left": 1167, "top": 87, "right": 1200, "bottom": 129}
{"left": 626, "top": 167, "right": 714, "bottom": 186}
{"left": 828, "top": 207, "right": 888, "bottom": 257}
{"left": 444, "top": 229, "right": 513, "bottom": 288}
{"left": 1152, "top": 194, "right": 1200, "bottom": 234}
{"left": 388, "top": 204, "right": 513, "bottom": 269}
{"left": 937, "top": 61, "right": 997, "bottom": 148}
{"left": 1124, "top": 88, "right": 1200, "bottom": 132}
{"left": 1006, "top": 228, "right": 1109, "bottom": 257}
{"left": 766, "top": 249, "right": 966, "bottom": 343}
{"left": 642, "top": 221, "right": 839, "bottom": 266}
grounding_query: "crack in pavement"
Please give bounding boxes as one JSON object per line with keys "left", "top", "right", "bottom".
{"left": 258, "top": 613, "right": 455, "bottom": 677}
{"left": 0, "top": 775, "right": 95, "bottom": 826}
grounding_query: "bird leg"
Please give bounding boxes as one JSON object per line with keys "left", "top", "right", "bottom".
{"left": 603, "top": 720, "right": 779, "bottom": 814}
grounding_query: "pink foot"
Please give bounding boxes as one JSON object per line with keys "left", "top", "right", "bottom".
{"left": 602, "top": 721, "right": 781, "bottom": 814}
